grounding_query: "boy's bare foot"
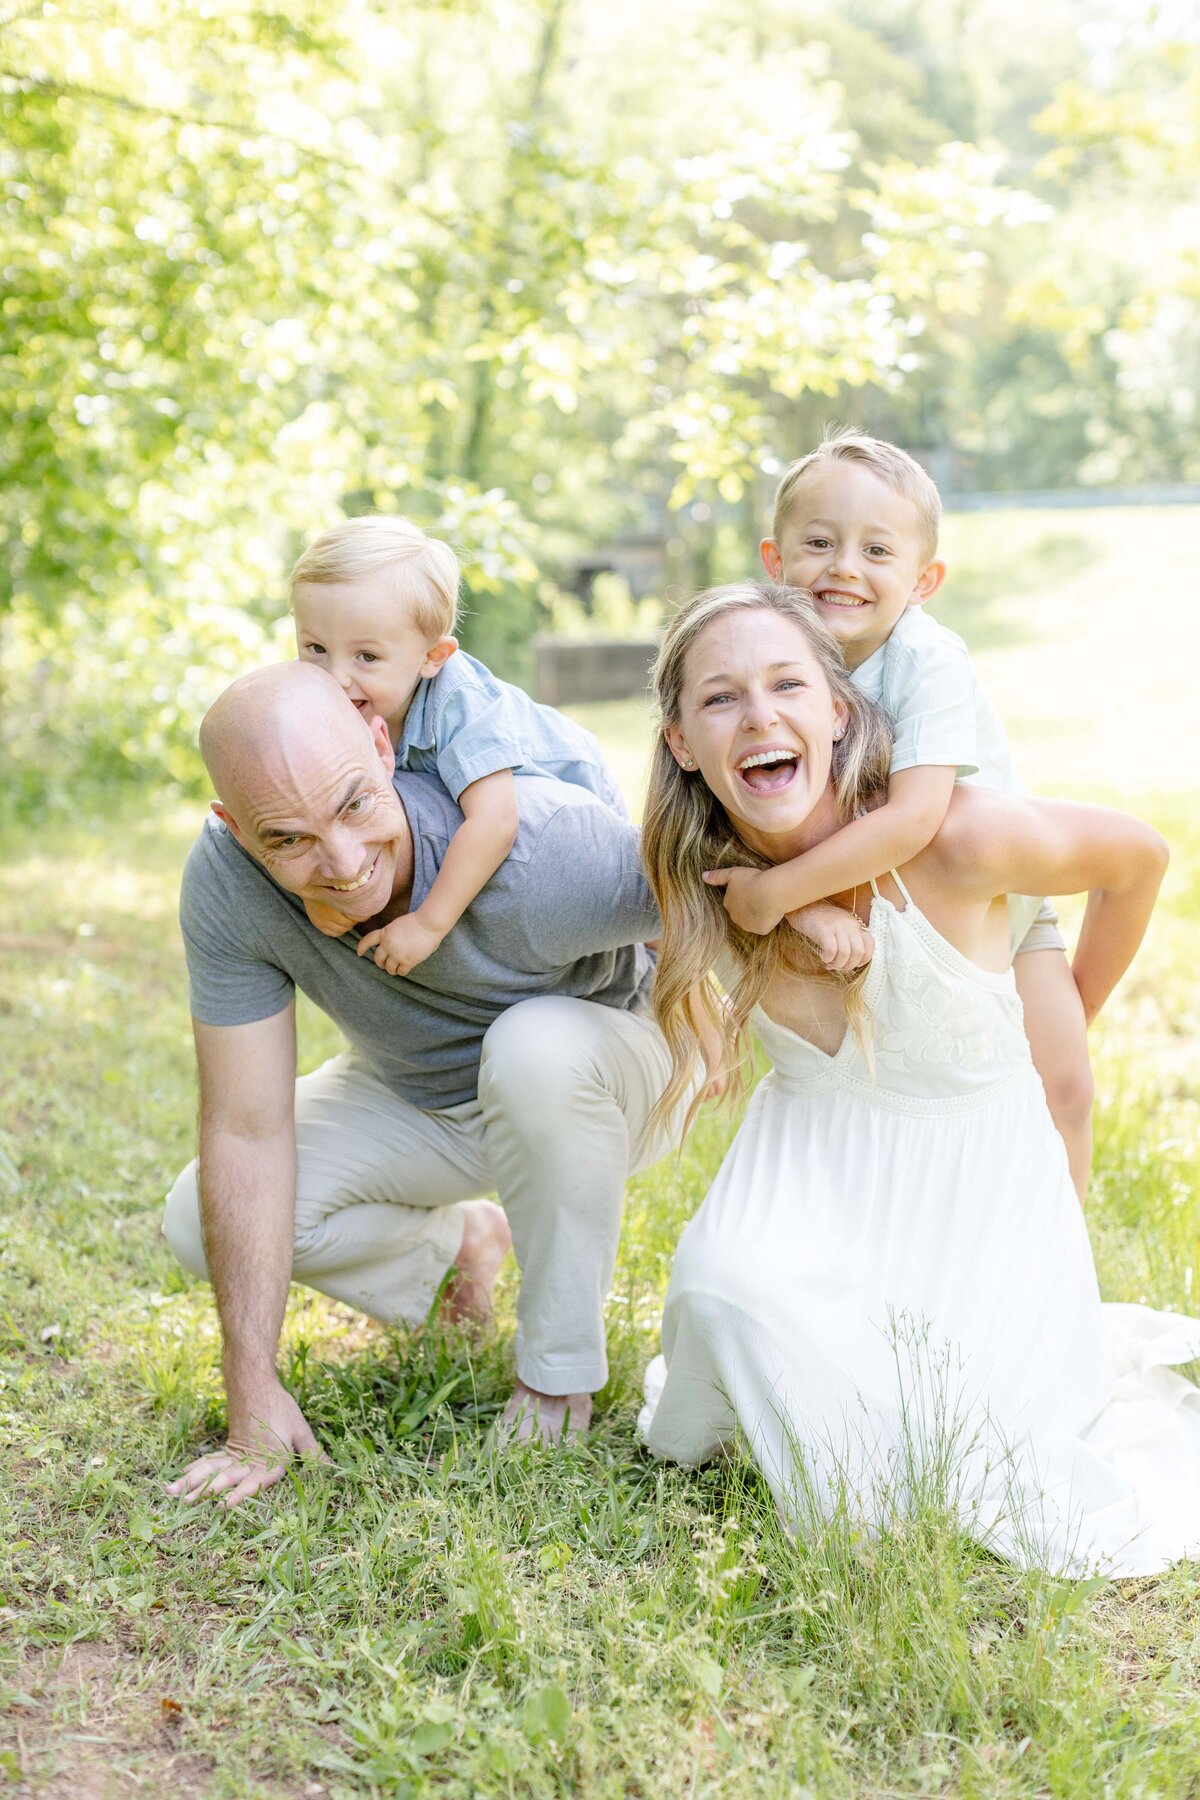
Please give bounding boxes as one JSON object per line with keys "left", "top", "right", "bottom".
{"left": 499, "top": 1381, "right": 593, "bottom": 1446}
{"left": 440, "top": 1200, "right": 511, "bottom": 1328}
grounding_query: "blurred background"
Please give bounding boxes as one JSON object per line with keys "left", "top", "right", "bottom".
{"left": 2, "top": 0, "right": 1198, "bottom": 817}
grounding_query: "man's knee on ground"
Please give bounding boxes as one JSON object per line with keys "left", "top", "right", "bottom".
{"left": 162, "top": 1163, "right": 209, "bottom": 1279}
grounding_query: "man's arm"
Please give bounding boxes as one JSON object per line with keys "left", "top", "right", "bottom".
{"left": 165, "top": 1004, "right": 324, "bottom": 1506}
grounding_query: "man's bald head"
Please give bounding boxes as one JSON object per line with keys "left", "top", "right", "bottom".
{"left": 200, "top": 662, "right": 375, "bottom": 815}
{"left": 200, "top": 663, "right": 411, "bottom": 920}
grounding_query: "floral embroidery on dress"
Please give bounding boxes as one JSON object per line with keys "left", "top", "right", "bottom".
{"left": 871, "top": 920, "right": 1026, "bottom": 1090}
{"left": 753, "top": 900, "right": 1032, "bottom": 1107}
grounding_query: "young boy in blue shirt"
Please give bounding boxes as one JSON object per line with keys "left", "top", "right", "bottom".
{"left": 289, "top": 515, "right": 624, "bottom": 976}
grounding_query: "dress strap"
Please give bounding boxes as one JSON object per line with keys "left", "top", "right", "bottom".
{"left": 888, "top": 867, "right": 916, "bottom": 909}
{"left": 868, "top": 875, "right": 882, "bottom": 898}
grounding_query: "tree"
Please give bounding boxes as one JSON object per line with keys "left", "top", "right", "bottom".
{"left": 1, "top": 0, "right": 1039, "bottom": 804}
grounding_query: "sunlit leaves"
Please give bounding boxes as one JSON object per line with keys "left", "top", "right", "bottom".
{"left": 1, "top": 0, "right": 1032, "bottom": 805}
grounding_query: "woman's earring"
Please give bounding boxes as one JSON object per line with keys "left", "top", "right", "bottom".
{"left": 681, "top": 756, "right": 695, "bottom": 769}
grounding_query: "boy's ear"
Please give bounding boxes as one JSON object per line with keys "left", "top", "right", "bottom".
{"left": 367, "top": 714, "right": 396, "bottom": 777}
{"left": 760, "top": 538, "right": 784, "bottom": 581}
{"left": 910, "top": 559, "right": 947, "bottom": 606}
{"left": 420, "top": 635, "right": 458, "bottom": 678}
{"left": 211, "top": 800, "right": 246, "bottom": 845}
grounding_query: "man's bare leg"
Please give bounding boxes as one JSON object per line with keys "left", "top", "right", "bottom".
{"left": 440, "top": 1199, "right": 511, "bottom": 1326}
{"left": 441, "top": 1209, "right": 592, "bottom": 1438}
{"left": 500, "top": 1382, "right": 593, "bottom": 1445}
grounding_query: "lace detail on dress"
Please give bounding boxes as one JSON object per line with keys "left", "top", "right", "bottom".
{"left": 872, "top": 904, "right": 1027, "bottom": 1084}
{"left": 753, "top": 895, "right": 1032, "bottom": 1112}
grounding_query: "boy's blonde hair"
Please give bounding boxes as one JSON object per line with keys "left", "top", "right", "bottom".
{"left": 772, "top": 428, "right": 942, "bottom": 564}
{"left": 288, "top": 515, "right": 460, "bottom": 640}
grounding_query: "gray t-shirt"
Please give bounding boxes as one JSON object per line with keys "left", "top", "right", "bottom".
{"left": 180, "top": 772, "right": 659, "bottom": 1108}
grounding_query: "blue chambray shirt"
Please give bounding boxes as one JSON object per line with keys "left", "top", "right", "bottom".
{"left": 395, "top": 649, "right": 627, "bottom": 816}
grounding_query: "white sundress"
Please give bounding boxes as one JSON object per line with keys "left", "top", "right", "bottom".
{"left": 640, "top": 875, "right": 1200, "bottom": 1576}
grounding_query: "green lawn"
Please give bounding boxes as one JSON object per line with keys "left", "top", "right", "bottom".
{"left": 3, "top": 507, "right": 1200, "bottom": 1797}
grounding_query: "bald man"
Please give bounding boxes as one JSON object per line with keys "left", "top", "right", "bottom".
{"left": 163, "top": 664, "right": 677, "bottom": 1505}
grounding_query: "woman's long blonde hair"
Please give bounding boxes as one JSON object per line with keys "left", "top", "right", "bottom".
{"left": 643, "top": 581, "right": 893, "bottom": 1135}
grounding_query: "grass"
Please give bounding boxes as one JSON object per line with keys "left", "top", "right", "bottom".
{"left": 3, "top": 505, "right": 1200, "bottom": 1796}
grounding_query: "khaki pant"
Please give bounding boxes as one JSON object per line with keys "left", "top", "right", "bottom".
{"left": 163, "top": 996, "right": 679, "bottom": 1395}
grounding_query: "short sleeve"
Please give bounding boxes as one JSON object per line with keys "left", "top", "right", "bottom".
{"left": 426, "top": 677, "right": 527, "bottom": 800}
{"left": 885, "top": 634, "right": 979, "bottom": 779}
{"left": 523, "top": 802, "right": 660, "bottom": 963}
{"left": 179, "top": 831, "right": 295, "bottom": 1026}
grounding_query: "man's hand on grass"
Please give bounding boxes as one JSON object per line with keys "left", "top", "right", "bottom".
{"left": 165, "top": 1380, "right": 327, "bottom": 1508}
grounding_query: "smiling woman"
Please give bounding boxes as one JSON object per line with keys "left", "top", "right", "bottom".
{"left": 642, "top": 581, "right": 892, "bottom": 1134}
{"left": 638, "top": 581, "right": 1200, "bottom": 1579}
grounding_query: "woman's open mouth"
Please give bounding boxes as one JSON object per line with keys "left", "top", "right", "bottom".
{"left": 736, "top": 749, "right": 799, "bottom": 794}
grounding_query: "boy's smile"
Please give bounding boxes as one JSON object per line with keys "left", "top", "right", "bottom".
{"left": 761, "top": 463, "right": 945, "bottom": 669}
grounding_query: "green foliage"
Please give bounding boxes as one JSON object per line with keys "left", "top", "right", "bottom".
{"left": 1, "top": 0, "right": 1058, "bottom": 811}
{"left": 2, "top": 0, "right": 1196, "bottom": 811}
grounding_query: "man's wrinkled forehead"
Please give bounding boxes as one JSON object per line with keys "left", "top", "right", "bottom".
{"left": 253, "top": 769, "right": 390, "bottom": 852}
{"left": 206, "top": 670, "right": 385, "bottom": 830}
{"left": 239, "top": 717, "right": 384, "bottom": 833}
{"left": 203, "top": 662, "right": 371, "bottom": 797}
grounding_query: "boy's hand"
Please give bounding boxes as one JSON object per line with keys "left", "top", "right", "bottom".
{"left": 357, "top": 911, "right": 445, "bottom": 977}
{"left": 703, "top": 865, "right": 786, "bottom": 935}
{"left": 304, "top": 899, "right": 355, "bottom": 938}
{"left": 787, "top": 901, "right": 875, "bottom": 972}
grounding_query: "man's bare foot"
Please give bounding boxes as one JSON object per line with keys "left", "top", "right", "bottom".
{"left": 440, "top": 1200, "right": 511, "bottom": 1328}
{"left": 499, "top": 1381, "right": 593, "bottom": 1446}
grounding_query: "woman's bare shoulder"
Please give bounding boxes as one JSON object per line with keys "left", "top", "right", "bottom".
{"left": 914, "top": 784, "right": 1031, "bottom": 885}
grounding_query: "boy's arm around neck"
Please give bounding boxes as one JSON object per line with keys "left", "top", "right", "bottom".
{"left": 709, "top": 764, "right": 957, "bottom": 933}
{"left": 414, "top": 768, "right": 520, "bottom": 937}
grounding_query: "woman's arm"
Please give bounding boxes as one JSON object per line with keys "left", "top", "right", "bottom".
{"left": 934, "top": 789, "right": 1169, "bottom": 1025}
